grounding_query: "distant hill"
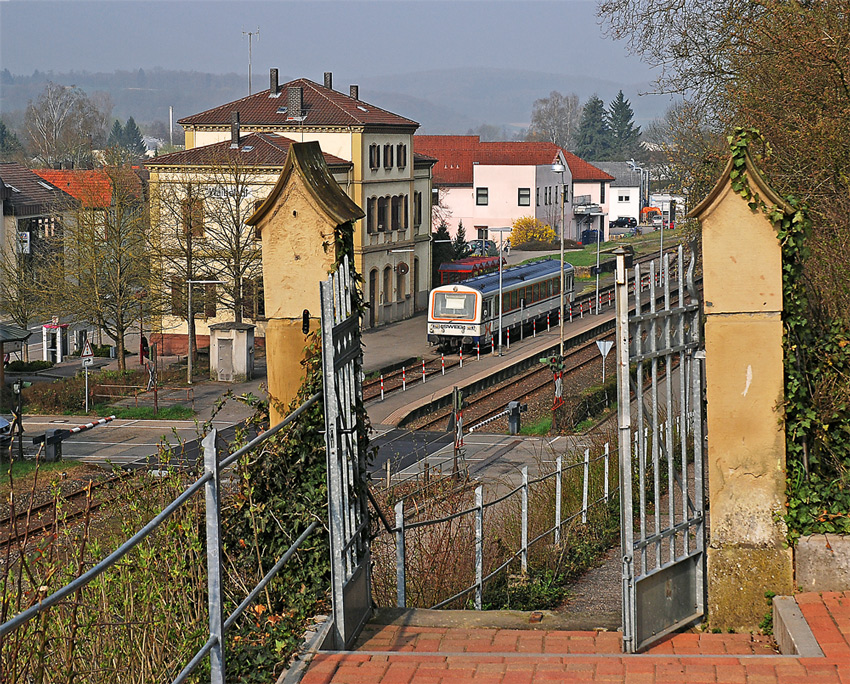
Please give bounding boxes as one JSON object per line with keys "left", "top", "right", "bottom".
{"left": 0, "top": 66, "right": 669, "bottom": 136}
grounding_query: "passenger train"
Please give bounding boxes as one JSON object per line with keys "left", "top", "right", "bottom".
{"left": 427, "top": 259, "right": 575, "bottom": 349}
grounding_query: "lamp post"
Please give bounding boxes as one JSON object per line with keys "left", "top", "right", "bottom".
{"left": 551, "top": 162, "right": 567, "bottom": 356}
{"left": 187, "top": 279, "right": 224, "bottom": 384}
{"left": 489, "top": 227, "right": 512, "bottom": 356}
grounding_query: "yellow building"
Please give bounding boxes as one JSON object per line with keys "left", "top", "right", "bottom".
{"left": 176, "top": 70, "right": 434, "bottom": 332}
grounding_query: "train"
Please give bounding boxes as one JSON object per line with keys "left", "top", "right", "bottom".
{"left": 427, "top": 258, "right": 575, "bottom": 349}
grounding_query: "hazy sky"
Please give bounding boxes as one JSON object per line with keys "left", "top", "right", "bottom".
{"left": 0, "top": 0, "right": 656, "bottom": 84}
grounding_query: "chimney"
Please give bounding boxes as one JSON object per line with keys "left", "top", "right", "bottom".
{"left": 349, "top": 84, "right": 359, "bottom": 100}
{"left": 324, "top": 72, "right": 333, "bottom": 90}
{"left": 269, "top": 68, "right": 279, "bottom": 96}
{"left": 287, "top": 86, "right": 303, "bottom": 118}
{"left": 230, "top": 111, "right": 241, "bottom": 148}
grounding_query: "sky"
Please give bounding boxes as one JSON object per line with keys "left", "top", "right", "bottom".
{"left": 0, "top": 0, "right": 656, "bottom": 84}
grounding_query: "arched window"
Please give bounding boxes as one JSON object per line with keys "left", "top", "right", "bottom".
{"left": 383, "top": 266, "right": 392, "bottom": 304}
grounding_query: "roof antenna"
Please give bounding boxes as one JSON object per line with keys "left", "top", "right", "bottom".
{"left": 242, "top": 26, "right": 260, "bottom": 95}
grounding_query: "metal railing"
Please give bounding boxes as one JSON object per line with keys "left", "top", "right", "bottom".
{"left": 0, "top": 390, "right": 323, "bottom": 684}
{"left": 388, "top": 442, "right": 616, "bottom": 610}
{"left": 91, "top": 384, "right": 196, "bottom": 408}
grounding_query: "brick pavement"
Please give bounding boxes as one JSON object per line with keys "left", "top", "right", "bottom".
{"left": 299, "top": 592, "right": 850, "bottom": 683}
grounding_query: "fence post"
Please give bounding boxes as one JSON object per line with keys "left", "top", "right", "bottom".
{"left": 422, "top": 359, "right": 426, "bottom": 384}
{"left": 604, "top": 442, "right": 610, "bottom": 503}
{"left": 555, "top": 455, "right": 562, "bottom": 547}
{"left": 521, "top": 465, "right": 528, "bottom": 575}
{"left": 203, "top": 429, "right": 225, "bottom": 684}
{"left": 582, "top": 448, "right": 590, "bottom": 524}
{"left": 475, "top": 485, "right": 483, "bottom": 610}
{"left": 395, "top": 500, "right": 406, "bottom": 608}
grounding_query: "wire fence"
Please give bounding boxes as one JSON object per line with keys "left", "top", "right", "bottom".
{"left": 371, "top": 440, "right": 618, "bottom": 611}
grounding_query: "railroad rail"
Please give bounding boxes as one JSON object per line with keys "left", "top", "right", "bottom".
{"left": 414, "top": 335, "right": 609, "bottom": 432}
{"left": 0, "top": 472, "right": 130, "bottom": 548}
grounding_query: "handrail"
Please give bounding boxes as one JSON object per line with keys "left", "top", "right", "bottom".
{"left": 0, "top": 471, "right": 211, "bottom": 638}
{"left": 0, "top": 390, "right": 326, "bottom": 684}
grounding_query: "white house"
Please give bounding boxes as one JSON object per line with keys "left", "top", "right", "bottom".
{"left": 415, "top": 136, "right": 613, "bottom": 243}
{"left": 590, "top": 162, "right": 643, "bottom": 226}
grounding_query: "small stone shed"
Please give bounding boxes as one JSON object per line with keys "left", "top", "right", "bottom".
{"left": 208, "top": 322, "right": 255, "bottom": 382}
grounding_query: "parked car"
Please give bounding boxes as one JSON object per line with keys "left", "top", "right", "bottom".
{"left": 609, "top": 216, "right": 637, "bottom": 229}
{"left": 652, "top": 215, "right": 664, "bottom": 228}
{"left": 467, "top": 240, "right": 497, "bottom": 256}
{"left": 0, "top": 416, "right": 11, "bottom": 447}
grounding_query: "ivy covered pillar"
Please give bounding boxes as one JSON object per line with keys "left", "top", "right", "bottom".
{"left": 247, "top": 141, "right": 364, "bottom": 425}
{"left": 688, "top": 144, "right": 794, "bottom": 631}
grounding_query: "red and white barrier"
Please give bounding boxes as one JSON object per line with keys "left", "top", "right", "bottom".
{"left": 441, "top": 354, "right": 445, "bottom": 375}
{"left": 380, "top": 375, "right": 385, "bottom": 401}
{"left": 402, "top": 366, "right": 406, "bottom": 391}
{"left": 422, "top": 359, "right": 426, "bottom": 384}
{"left": 69, "top": 415, "right": 116, "bottom": 434}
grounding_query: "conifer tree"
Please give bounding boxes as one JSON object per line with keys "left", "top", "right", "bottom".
{"left": 107, "top": 119, "right": 124, "bottom": 148}
{"left": 574, "top": 95, "right": 611, "bottom": 161}
{"left": 431, "top": 221, "right": 454, "bottom": 286}
{"left": 453, "top": 221, "right": 470, "bottom": 259}
{"left": 607, "top": 90, "right": 642, "bottom": 159}
{"left": 122, "top": 116, "right": 146, "bottom": 157}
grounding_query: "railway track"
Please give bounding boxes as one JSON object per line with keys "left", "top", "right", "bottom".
{"left": 0, "top": 473, "right": 130, "bottom": 549}
{"left": 415, "top": 334, "right": 613, "bottom": 432}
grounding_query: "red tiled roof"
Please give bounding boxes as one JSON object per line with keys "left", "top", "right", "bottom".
{"left": 178, "top": 78, "right": 418, "bottom": 129}
{"left": 413, "top": 136, "right": 614, "bottom": 185}
{"left": 145, "top": 133, "right": 350, "bottom": 170}
{"left": 33, "top": 169, "right": 113, "bottom": 209}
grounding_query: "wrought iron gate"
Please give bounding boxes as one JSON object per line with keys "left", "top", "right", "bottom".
{"left": 614, "top": 244, "right": 706, "bottom": 653}
{"left": 320, "top": 256, "right": 371, "bottom": 650}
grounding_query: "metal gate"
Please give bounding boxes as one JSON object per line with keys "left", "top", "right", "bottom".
{"left": 614, "top": 244, "right": 706, "bottom": 653}
{"left": 320, "top": 255, "right": 371, "bottom": 650}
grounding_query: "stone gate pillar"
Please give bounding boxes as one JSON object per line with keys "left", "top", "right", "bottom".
{"left": 246, "top": 141, "right": 364, "bottom": 425}
{"left": 689, "top": 151, "right": 794, "bottom": 631}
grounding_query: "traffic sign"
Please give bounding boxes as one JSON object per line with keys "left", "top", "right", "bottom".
{"left": 82, "top": 356, "right": 94, "bottom": 367}
{"left": 81, "top": 340, "right": 94, "bottom": 358}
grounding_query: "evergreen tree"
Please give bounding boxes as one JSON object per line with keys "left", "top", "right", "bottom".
{"left": 607, "top": 90, "right": 642, "bottom": 160}
{"left": 574, "top": 95, "right": 612, "bottom": 161}
{"left": 431, "top": 221, "right": 455, "bottom": 287}
{"left": 453, "top": 221, "right": 470, "bottom": 259}
{"left": 0, "top": 120, "right": 23, "bottom": 161}
{"left": 122, "top": 116, "right": 146, "bottom": 157}
{"left": 107, "top": 119, "right": 124, "bottom": 148}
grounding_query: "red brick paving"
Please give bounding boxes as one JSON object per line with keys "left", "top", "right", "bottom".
{"left": 300, "top": 592, "right": 850, "bottom": 683}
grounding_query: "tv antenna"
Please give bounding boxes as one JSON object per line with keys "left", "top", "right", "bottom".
{"left": 242, "top": 26, "right": 260, "bottom": 95}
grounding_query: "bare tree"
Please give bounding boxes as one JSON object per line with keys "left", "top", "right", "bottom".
{"left": 49, "top": 161, "right": 152, "bottom": 371}
{"left": 526, "top": 91, "right": 581, "bottom": 151}
{"left": 25, "top": 82, "right": 112, "bottom": 168}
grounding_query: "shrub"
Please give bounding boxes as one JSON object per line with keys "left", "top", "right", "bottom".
{"left": 511, "top": 216, "right": 557, "bottom": 247}
{"left": 5, "top": 359, "right": 54, "bottom": 372}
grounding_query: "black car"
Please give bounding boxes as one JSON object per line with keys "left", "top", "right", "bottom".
{"left": 609, "top": 216, "right": 637, "bottom": 229}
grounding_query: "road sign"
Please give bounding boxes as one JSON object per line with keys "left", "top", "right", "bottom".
{"left": 81, "top": 340, "right": 94, "bottom": 358}
{"left": 596, "top": 340, "right": 614, "bottom": 359}
{"left": 82, "top": 356, "right": 94, "bottom": 367}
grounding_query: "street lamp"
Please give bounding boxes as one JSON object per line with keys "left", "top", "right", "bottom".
{"left": 551, "top": 161, "right": 567, "bottom": 356}
{"left": 490, "top": 227, "right": 512, "bottom": 356}
{"left": 187, "top": 279, "right": 224, "bottom": 384}
{"left": 628, "top": 159, "right": 663, "bottom": 280}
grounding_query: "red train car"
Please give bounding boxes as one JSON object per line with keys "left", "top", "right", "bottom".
{"left": 438, "top": 256, "right": 505, "bottom": 285}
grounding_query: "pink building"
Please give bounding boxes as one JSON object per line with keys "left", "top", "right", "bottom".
{"left": 414, "top": 135, "right": 613, "bottom": 243}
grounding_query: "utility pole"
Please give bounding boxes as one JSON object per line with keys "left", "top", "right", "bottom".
{"left": 242, "top": 27, "right": 260, "bottom": 95}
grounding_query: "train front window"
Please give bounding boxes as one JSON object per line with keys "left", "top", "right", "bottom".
{"left": 433, "top": 291, "right": 476, "bottom": 320}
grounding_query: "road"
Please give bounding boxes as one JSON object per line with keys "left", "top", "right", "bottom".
{"left": 10, "top": 414, "right": 249, "bottom": 470}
